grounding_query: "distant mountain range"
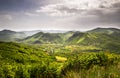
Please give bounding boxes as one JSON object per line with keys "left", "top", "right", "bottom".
{"left": 20, "top": 31, "right": 75, "bottom": 44}
{"left": 0, "top": 28, "right": 120, "bottom": 46}
{"left": 0, "top": 30, "right": 26, "bottom": 42}
{"left": 0, "top": 29, "right": 68, "bottom": 42}
{"left": 0, "top": 28, "right": 120, "bottom": 52}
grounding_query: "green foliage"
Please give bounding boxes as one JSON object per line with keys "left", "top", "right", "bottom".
{"left": 22, "top": 32, "right": 63, "bottom": 44}
{"left": 0, "top": 30, "right": 26, "bottom": 42}
{"left": 0, "top": 42, "right": 59, "bottom": 78}
{"left": 63, "top": 65, "right": 120, "bottom": 78}
{"left": 0, "top": 42, "right": 120, "bottom": 78}
{"left": 18, "top": 28, "right": 120, "bottom": 54}
{"left": 61, "top": 52, "right": 120, "bottom": 78}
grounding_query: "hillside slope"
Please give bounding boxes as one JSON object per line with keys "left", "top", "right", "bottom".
{"left": 0, "top": 42, "right": 48, "bottom": 64}
{"left": 65, "top": 28, "right": 120, "bottom": 53}
{"left": 0, "top": 30, "right": 26, "bottom": 42}
{"left": 1, "top": 28, "right": 120, "bottom": 51}
{"left": 22, "top": 32, "right": 64, "bottom": 44}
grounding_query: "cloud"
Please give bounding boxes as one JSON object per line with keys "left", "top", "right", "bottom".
{"left": 0, "top": 0, "right": 44, "bottom": 12}
{"left": 36, "top": 0, "right": 120, "bottom": 17}
{"left": 35, "top": 0, "right": 120, "bottom": 29}
{"left": 0, "top": 15, "right": 12, "bottom": 20}
{"left": 0, "top": 0, "right": 120, "bottom": 31}
{"left": 25, "top": 12, "right": 39, "bottom": 16}
{"left": 36, "top": 4, "right": 78, "bottom": 16}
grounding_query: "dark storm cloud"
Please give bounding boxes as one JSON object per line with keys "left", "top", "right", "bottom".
{"left": 70, "top": 1, "right": 120, "bottom": 28}
{"left": 112, "top": 2, "right": 120, "bottom": 8}
{"left": 99, "top": 9, "right": 120, "bottom": 24}
{"left": 73, "top": 8, "right": 120, "bottom": 28}
{"left": 91, "top": 2, "right": 120, "bottom": 27}
{"left": 0, "top": 0, "right": 45, "bottom": 12}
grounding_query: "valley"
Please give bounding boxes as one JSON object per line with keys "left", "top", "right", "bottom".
{"left": 0, "top": 28, "right": 120, "bottom": 78}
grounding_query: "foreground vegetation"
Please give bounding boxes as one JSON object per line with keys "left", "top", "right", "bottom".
{"left": 0, "top": 42, "right": 120, "bottom": 78}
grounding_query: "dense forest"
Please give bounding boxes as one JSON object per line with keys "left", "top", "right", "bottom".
{"left": 0, "top": 28, "right": 120, "bottom": 78}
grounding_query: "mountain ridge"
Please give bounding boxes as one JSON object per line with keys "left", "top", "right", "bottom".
{"left": 0, "top": 29, "right": 26, "bottom": 42}
{"left": 1, "top": 27, "right": 120, "bottom": 45}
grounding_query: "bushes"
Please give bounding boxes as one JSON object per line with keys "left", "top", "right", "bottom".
{"left": 63, "top": 65, "right": 120, "bottom": 78}
{"left": 61, "top": 52, "right": 120, "bottom": 78}
{"left": 0, "top": 42, "right": 120, "bottom": 78}
{"left": 0, "top": 64, "right": 60, "bottom": 78}
{"left": 30, "top": 65, "right": 58, "bottom": 78}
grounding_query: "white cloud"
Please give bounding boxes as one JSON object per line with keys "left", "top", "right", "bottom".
{"left": 25, "top": 12, "right": 39, "bottom": 16}
{"left": 36, "top": 0, "right": 120, "bottom": 16}
{"left": 36, "top": 4, "right": 76, "bottom": 16}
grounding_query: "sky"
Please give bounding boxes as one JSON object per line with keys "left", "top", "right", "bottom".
{"left": 0, "top": 0, "right": 120, "bottom": 31}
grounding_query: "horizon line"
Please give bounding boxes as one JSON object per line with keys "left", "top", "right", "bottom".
{"left": 0, "top": 27, "right": 120, "bottom": 32}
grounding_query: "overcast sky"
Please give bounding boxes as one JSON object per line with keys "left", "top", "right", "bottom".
{"left": 0, "top": 0, "right": 120, "bottom": 31}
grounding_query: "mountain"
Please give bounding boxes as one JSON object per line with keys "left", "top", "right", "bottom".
{"left": 22, "top": 32, "right": 64, "bottom": 44}
{"left": 69, "top": 32, "right": 120, "bottom": 46}
{"left": 0, "top": 29, "right": 71, "bottom": 42}
{"left": 88, "top": 27, "right": 120, "bottom": 42}
{"left": 66, "top": 28, "right": 120, "bottom": 52}
{"left": 67, "top": 32, "right": 120, "bottom": 45}
{"left": 1, "top": 28, "right": 120, "bottom": 53}
{"left": 88, "top": 27, "right": 120, "bottom": 34}
{"left": 21, "top": 28, "right": 120, "bottom": 46}
{"left": 66, "top": 31, "right": 85, "bottom": 44}
{"left": 0, "top": 29, "right": 26, "bottom": 42}
{"left": 21, "top": 30, "right": 77, "bottom": 44}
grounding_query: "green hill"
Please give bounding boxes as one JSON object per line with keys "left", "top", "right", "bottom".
{"left": 22, "top": 32, "right": 64, "bottom": 44}
{"left": 88, "top": 28, "right": 120, "bottom": 34}
{"left": 0, "top": 42, "right": 62, "bottom": 78}
{"left": 21, "top": 31, "right": 80, "bottom": 44}
{"left": 67, "top": 32, "right": 120, "bottom": 45}
{"left": 0, "top": 42, "right": 49, "bottom": 64}
{"left": 66, "top": 32, "right": 85, "bottom": 44}
{"left": 66, "top": 29, "right": 120, "bottom": 52}
{"left": 1, "top": 28, "right": 120, "bottom": 53}
{"left": 22, "top": 28, "right": 120, "bottom": 45}
{"left": 0, "top": 41, "right": 120, "bottom": 78}
{"left": 0, "top": 30, "right": 26, "bottom": 42}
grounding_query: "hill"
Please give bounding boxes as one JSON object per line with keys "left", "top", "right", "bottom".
{"left": 22, "top": 28, "right": 120, "bottom": 46}
{"left": 0, "top": 42, "right": 62, "bottom": 78}
{"left": 0, "top": 29, "right": 26, "bottom": 42}
{"left": 88, "top": 27, "right": 120, "bottom": 34}
{"left": 0, "top": 42, "right": 48, "bottom": 64}
{"left": 22, "top": 32, "right": 64, "bottom": 44}
{"left": 1, "top": 28, "right": 120, "bottom": 53}
{"left": 21, "top": 31, "right": 79, "bottom": 44}
{"left": 66, "top": 28, "right": 120, "bottom": 52}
